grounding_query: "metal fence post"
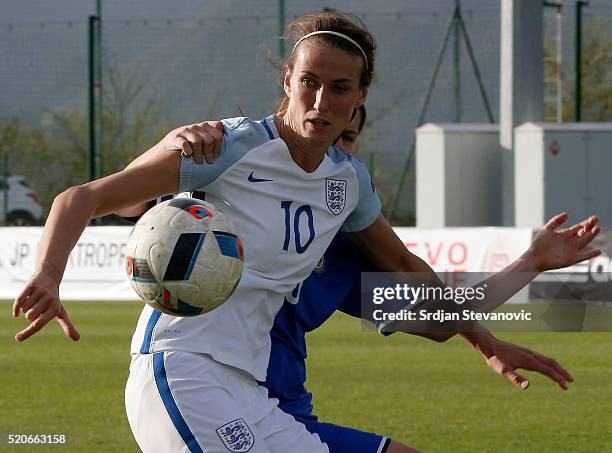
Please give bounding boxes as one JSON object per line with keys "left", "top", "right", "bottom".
{"left": 575, "top": 0, "right": 589, "bottom": 122}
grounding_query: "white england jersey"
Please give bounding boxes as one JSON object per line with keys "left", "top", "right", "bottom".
{"left": 131, "top": 115, "right": 381, "bottom": 380}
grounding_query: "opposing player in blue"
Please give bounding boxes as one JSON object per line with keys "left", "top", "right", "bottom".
{"left": 13, "top": 10, "right": 600, "bottom": 453}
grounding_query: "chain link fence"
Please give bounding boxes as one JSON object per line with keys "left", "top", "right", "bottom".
{"left": 1, "top": 0, "right": 610, "bottom": 225}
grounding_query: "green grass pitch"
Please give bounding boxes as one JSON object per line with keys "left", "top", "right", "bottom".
{"left": 2, "top": 301, "right": 611, "bottom": 452}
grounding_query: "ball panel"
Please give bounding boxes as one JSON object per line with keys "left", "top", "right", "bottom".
{"left": 162, "top": 232, "right": 206, "bottom": 281}
{"left": 132, "top": 258, "right": 156, "bottom": 282}
{"left": 148, "top": 287, "right": 204, "bottom": 317}
{"left": 212, "top": 231, "right": 241, "bottom": 260}
{"left": 166, "top": 197, "right": 206, "bottom": 211}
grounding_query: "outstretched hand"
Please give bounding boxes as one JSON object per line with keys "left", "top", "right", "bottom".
{"left": 12, "top": 269, "right": 80, "bottom": 342}
{"left": 484, "top": 337, "right": 573, "bottom": 390}
{"left": 529, "top": 212, "right": 600, "bottom": 272}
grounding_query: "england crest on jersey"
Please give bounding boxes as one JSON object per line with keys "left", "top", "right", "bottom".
{"left": 326, "top": 178, "right": 347, "bottom": 215}
{"left": 216, "top": 418, "right": 254, "bottom": 452}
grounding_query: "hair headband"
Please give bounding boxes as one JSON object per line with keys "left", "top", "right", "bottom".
{"left": 291, "top": 31, "right": 369, "bottom": 70}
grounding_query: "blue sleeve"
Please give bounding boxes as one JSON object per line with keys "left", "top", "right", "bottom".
{"left": 179, "top": 117, "right": 270, "bottom": 192}
{"left": 341, "top": 157, "right": 381, "bottom": 232}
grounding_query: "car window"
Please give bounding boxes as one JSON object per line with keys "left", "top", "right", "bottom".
{"left": 19, "top": 180, "right": 29, "bottom": 188}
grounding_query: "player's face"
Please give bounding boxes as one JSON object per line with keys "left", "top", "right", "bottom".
{"left": 335, "top": 110, "right": 362, "bottom": 155}
{"left": 284, "top": 41, "right": 367, "bottom": 149}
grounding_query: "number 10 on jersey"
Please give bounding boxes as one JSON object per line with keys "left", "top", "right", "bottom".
{"left": 281, "top": 201, "right": 315, "bottom": 254}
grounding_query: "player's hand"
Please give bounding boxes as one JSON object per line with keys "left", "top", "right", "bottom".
{"left": 161, "top": 121, "right": 224, "bottom": 165}
{"left": 528, "top": 212, "right": 600, "bottom": 272}
{"left": 12, "top": 268, "right": 80, "bottom": 342}
{"left": 483, "top": 337, "right": 573, "bottom": 390}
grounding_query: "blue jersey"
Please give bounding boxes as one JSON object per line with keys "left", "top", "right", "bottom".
{"left": 264, "top": 231, "right": 376, "bottom": 420}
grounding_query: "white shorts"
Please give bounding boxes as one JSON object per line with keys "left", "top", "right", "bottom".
{"left": 125, "top": 351, "right": 329, "bottom": 453}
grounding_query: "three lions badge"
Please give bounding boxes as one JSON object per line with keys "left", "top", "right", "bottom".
{"left": 216, "top": 418, "right": 254, "bottom": 452}
{"left": 326, "top": 178, "right": 347, "bottom": 215}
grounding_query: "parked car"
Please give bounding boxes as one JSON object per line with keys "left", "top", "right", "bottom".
{"left": 0, "top": 175, "right": 43, "bottom": 226}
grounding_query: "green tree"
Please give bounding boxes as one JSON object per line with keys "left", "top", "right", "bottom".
{"left": 578, "top": 18, "right": 612, "bottom": 121}
{"left": 545, "top": 18, "right": 612, "bottom": 122}
{"left": 0, "top": 118, "right": 67, "bottom": 218}
{"left": 0, "top": 68, "right": 169, "bottom": 219}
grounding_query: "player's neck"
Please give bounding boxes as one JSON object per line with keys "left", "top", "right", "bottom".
{"left": 276, "top": 117, "right": 327, "bottom": 173}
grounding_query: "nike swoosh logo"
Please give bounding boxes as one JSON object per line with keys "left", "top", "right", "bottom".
{"left": 248, "top": 171, "right": 274, "bottom": 183}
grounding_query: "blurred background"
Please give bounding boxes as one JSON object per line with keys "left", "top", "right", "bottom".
{"left": 1, "top": 0, "right": 610, "bottom": 226}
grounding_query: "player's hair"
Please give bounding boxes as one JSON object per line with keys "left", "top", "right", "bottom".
{"left": 276, "top": 11, "right": 376, "bottom": 115}
{"left": 356, "top": 104, "right": 367, "bottom": 133}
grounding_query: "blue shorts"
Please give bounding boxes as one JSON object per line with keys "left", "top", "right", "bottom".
{"left": 297, "top": 416, "right": 390, "bottom": 453}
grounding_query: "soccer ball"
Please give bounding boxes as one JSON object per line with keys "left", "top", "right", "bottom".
{"left": 125, "top": 198, "right": 244, "bottom": 316}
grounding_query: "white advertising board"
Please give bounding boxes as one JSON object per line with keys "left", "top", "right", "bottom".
{"left": 0, "top": 226, "right": 533, "bottom": 301}
{"left": 0, "top": 226, "right": 135, "bottom": 301}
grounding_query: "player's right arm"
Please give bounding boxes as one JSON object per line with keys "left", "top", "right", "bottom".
{"left": 12, "top": 149, "right": 184, "bottom": 342}
{"left": 114, "top": 121, "right": 224, "bottom": 218}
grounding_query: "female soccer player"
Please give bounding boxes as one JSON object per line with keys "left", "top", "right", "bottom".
{"left": 13, "top": 10, "right": 599, "bottom": 453}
